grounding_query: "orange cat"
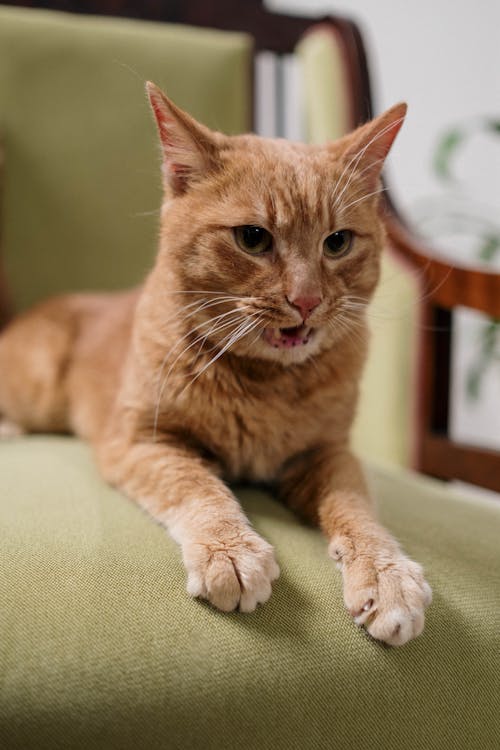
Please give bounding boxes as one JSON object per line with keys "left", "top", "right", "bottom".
{"left": 0, "top": 83, "right": 431, "bottom": 645}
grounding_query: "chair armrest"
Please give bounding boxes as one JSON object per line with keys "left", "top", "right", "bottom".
{"left": 384, "top": 202, "right": 500, "bottom": 493}
{"left": 385, "top": 207, "right": 500, "bottom": 319}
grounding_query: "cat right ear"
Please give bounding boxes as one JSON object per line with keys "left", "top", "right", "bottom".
{"left": 146, "top": 82, "right": 219, "bottom": 196}
{"left": 335, "top": 103, "right": 407, "bottom": 190}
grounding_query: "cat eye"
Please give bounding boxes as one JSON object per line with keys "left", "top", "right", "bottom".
{"left": 324, "top": 230, "right": 353, "bottom": 258}
{"left": 233, "top": 225, "right": 273, "bottom": 255}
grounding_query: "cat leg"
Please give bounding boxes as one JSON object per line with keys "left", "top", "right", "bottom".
{"left": 0, "top": 301, "right": 73, "bottom": 433}
{"left": 97, "top": 438, "right": 279, "bottom": 612}
{"left": 0, "top": 417, "right": 25, "bottom": 439}
{"left": 278, "top": 445, "right": 431, "bottom": 646}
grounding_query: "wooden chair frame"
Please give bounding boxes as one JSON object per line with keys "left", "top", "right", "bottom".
{"left": 3, "top": 0, "right": 500, "bottom": 492}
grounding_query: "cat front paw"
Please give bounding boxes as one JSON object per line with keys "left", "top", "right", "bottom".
{"left": 330, "top": 537, "right": 432, "bottom": 646}
{"left": 183, "top": 528, "right": 280, "bottom": 613}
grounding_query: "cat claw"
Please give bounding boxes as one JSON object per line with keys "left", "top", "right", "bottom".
{"left": 333, "top": 545, "right": 432, "bottom": 646}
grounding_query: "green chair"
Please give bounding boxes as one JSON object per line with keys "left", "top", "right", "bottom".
{"left": 1, "top": 5, "right": 499, "bottom": 749}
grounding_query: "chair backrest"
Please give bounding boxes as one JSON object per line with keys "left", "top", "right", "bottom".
{"left": 0, "top": 6, "right": 252, "bottom": 311}
{"left": 0, "top": 3, "right": 420, "bottom": 470}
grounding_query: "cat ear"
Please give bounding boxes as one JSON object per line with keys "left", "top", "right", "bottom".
{"left": 337, "top": 103, "right": 407, "bottom": 188}
{"left": 146, "top": 81, "right": 219, "bottom": 195}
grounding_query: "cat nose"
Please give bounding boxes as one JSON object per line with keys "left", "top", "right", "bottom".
{"left": 287, "top": 295, "right": 322, "bottom": 321}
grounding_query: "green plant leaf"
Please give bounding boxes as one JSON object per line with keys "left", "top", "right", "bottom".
{"left": 465, "top": 321, "right": 500, "bottom": 399}
{"left": 478, "top": 233, "right": 500, "bottom": 261}
{"left": 466, "top": 363, "right": 483, "bottom": 400}
{"left": 486, "top": 119, "right": 500, "bottom": 134}
{"left": 483, "top": 322, "right": 499, "bottom": 355}
{"left": 433, "top": 129, "right": 464, "bottom": 181}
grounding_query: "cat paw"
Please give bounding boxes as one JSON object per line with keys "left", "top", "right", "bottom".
{"left": 0, "top": 418, "right": 25, "bottom": 439}
{"left": 330, "top": 538, "right": 432, "bottom": 646}
{"left": 183, "top": 529, "right": 280, "bottom": 613}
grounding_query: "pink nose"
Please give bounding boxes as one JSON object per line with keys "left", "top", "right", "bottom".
{"left": 287, "top": 295, "right": 322, "bottom": 321}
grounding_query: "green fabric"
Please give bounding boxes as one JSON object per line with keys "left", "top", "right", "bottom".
{"left": 0, "top": 6, "right": 252, "bottom": 312}
{"left": 1, "top": 436, "right": 499, "bottom": 749}
{"left": 296, "top": 27, "right": 351, "bottom": 143}
{"left": 352, "top": 253, "right": 419, "bottom": 467}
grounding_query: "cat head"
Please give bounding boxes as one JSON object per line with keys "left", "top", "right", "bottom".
{"left": 146, "top": 82, "right": 406, "bottom": 366}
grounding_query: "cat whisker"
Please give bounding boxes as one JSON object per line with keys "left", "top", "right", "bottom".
{"left": 157, "top": 306, "right": 250, "bottom": 373}
{"left": 338, "top": 306, "right": 368, "bottom": 325}
{"left": 332, "top": 157, "right": 385, "bottom": 213}
{"left": 342, "top": 295, "right": 421, "bottom": 323}
{"left": 199, "top": 309, "right": 265, "bottom": 354}
{"left": 333, "top": 163, "right": 386, "bottom": 214}
{"left": 183, "top": 310, "right": 261, "bottom": 371}
{"left": 175, "top": 294, "right": 240, "bottom": 312}
{"left": 247, "top": 316, "right": 269, "bottom": 348}
{"left": 356, "top": 156, "right": 385, "bottom": 181}
{"left": 165, "top": 290, "right": 234, "bottom": 296}
{"left": 340, "top": 262, "right": 454, "bottom": 330}
{"left": 166, "top": 306, "right": 252, "bottom": 363}
{"left": 331, "top": 117, "right": 405, "bottom": 211}
{"left": 342, "top": 301, "right": 401, "bottom": 324}
{"left": 198, "top": 311, "right": 266, "bottom": 359}
{"left": 164, "top": 289, "right": 265, "bottom": 300}
{"left": 346, "top": 116, "right": 405, "bottom": 174}
{"left": 341, "top": 299, "right": 447, "bottom": 337}
{"left": 184, "top": 320, "right": 264, "bottom": 390}
{"left": 180, "top": 314, "right": 265, "bottom": 395}
{"left": 175, "top": 296, "right": 250, "bottom": 324}
{"left": 162, "top": 293, "right": 264, "bottom": 331}
{"left": 347, "top": 260, "right": 451, "bottom": 330}
{"left": 153, "top": 308, "right": 251, "bottom": 439}
{"left": 340, "top": 300, "right": 416, "bottom": 336}
{"left": 342, "top": 295, "right": 370, "bottom": 304}
{"left": 336, "top": 187, "right": 388, "bottom": 216}
{"left": 340, "top": 300, "right": 371, "bottom": 317}
{"left": 328, "top": 313, "right": 366, "bottom": 349}
{"left": 336, "top": 312, "right": 364, "bottom": 336}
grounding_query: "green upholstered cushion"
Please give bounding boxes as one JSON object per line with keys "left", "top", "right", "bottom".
{"left": 1, "top": 436, "right": 499, "bottom": 749}
{"left": 0, "top": 6, "right": 252, "bottom": 312}
{"left": 351, "top": 253, "right": 420, "bottom": 467}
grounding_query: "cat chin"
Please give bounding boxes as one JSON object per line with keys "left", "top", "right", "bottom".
{"left": 242, "top": 328, "right": 327, "bottom": 366}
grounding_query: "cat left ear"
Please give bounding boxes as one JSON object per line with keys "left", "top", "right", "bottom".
{"left": 339, "top": 102, "right": 407, "bottom": 187}
{"left": 146, "top": 81, "right": 219, "bottom": 196}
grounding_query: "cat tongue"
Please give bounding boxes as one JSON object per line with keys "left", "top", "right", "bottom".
{"left": 264, "top": 325, "right": 311, "bottom": 349}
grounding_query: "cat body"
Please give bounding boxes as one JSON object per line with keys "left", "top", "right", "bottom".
{"left": 0, "top": 84, "right": 431, "bottom": 644}
{"left": 0, "top": 272, "right": 359, "bottom": 480}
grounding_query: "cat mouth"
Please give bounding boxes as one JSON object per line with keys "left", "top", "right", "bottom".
{"left": 262, "top": 324, "right": 312, "bottom": 349}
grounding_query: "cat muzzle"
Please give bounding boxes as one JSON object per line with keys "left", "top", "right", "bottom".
{"left": 263, "top": 325, "right": 312, "bottom": 349}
